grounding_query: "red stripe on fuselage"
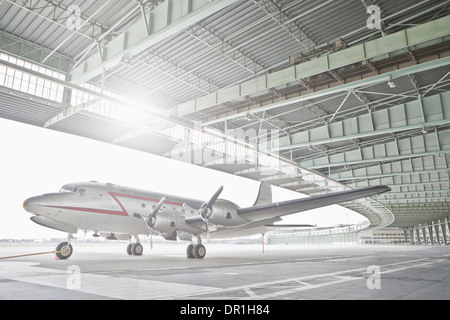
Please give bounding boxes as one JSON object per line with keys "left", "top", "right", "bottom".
{"left": 108, "top": 192, "right": 184, "bottom": 207}
{"left": 49, "top": 206, "right": 127, "bottom": 216}
{"left": 48, "top": 192, "right": 184, "bottom": 216}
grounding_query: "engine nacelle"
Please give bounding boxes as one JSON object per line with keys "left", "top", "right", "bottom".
{"left": 151, "top": 211, "right": 177, "bottom": 235}
{"left": 208, "top": 199, "right": 249, "bottom": 227}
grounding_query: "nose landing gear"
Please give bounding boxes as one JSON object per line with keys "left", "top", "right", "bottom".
{"left": 55, "top": 234, "right": 73, "bottom": 260}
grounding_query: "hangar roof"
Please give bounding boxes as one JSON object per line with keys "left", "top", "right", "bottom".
{"left": 1, "top": 0, "right": 449, "bottom": 229}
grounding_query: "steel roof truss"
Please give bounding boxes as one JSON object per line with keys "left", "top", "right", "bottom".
{"left": 278, "top": 91, "right": 450, "bottom": 152}
{"left": 69, "top": 0, "right": 241, "bottom": 85}
{"left": 177, "top": 15, "right": 450, "bottom": 118}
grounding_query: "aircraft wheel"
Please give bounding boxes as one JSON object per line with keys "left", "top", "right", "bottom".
{"left": 131, "top": 243, "right": 143, "bottom": 256}
{"left": 186, "top": 244, "right": 195, "bottom": 259}
{"left": 193, "top": 244, "right": 206, "bottom": 259}
{"left": 126, "top": 243, "right": 133, "bottom": 255}
{"left": 55, "top": 242, "right": 73, "bottom": 260}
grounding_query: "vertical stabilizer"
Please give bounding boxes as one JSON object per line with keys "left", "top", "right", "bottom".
{"left": 252, "top": 181, "right": 272, "bottom": 206}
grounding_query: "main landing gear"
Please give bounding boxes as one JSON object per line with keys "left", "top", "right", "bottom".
{"left": 54, "top": 234, "right": 207, "bottom": 260}
{"left": 186, "top": 237, "right": 206, "bottom": 259}
{"left": 126, "top": 243, "right": 143, "bottom": 256}
{"left": 126, "top": 236, "right": 143, "bottom": 256}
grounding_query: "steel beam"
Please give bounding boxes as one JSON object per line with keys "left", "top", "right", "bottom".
{"left": 204, "top": 54, "right": 450, "bottom": 129}
{"left": 44, "top": 99, "right": 100, "bottom": 128}
{"left": 176, "top": 15, "right": 450, "bottom": 118}
{"left": 346, "top": 179, "right": 450, "bottom": 191}
{"left": 0, "top": 31, "right": 73, "bottom": 72}
{"left": 0, "top": 58, "right": 190, "bottom": 131}
{"left": 277, "top": 90, "right": 450, "bottom": 152}
{"left": 333, "top": 168, "right": 449, "bottom": 181}
{"left": 300, "top": 127, "right": 450, "bottom": 169}
{"left": 69, "top": 0, "right": 240, "bottom": 85}
{"left": 187, "top": 22, "right": 267, "bottom": 76}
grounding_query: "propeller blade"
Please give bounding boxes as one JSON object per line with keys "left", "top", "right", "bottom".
{"left": 205, "top": 220, "right": 210, "bottom": 243}
{"left": 148, "top": 197, "right": 165, "bottom": 249}
{"left": 149, "top": 229, "right": 153, "bottom": 250}
{"left": 149, "top": 197, "right": 166, "bottom": 220}
{"left": 202, "top": 186, "right": 223, "bottom": 243}
{"left": 207, "top": 186, "right": 224, "bottom": 208}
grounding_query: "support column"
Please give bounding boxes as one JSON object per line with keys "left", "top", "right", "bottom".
{"left": 447, "top": 217, "right": 450, "bottom": 245}
{"left": 421, "top": 225, "right": 428, "bottom": 244}
{"left": 409, "top": 229, "right": 415, "bottom": 245}
{"left": 403, "top": 228, "right": 409, "bottom": 244}
{"left": 442, "top": 218, "right": 448, "bottom": 245}
{"left": 415, "top": 227, "right": 421, "bottom": 245}
{"left": 428, "top": 222, "right": 435, "bottom": 245}
{"left": 434, "top": 221, "right": 442, "bottom": 245}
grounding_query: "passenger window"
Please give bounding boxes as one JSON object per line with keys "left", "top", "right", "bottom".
{"left": 78, "top": 188, "right": 85, "bottom": 196}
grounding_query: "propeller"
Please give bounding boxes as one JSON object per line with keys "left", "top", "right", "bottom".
{"left": 199, "top": 186, "right": 224, "bottom": 243}
{"left": 133, "top": 197, "right": 165, "bottom": 249}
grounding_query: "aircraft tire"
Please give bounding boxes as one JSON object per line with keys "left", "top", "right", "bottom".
{"left": 131, "top": 243, "right": 143, "bottom": 256}
{"left": 193, "top": 244, "right": 206, "bottom": 259}
{"left": 186, "top": 244, "right": 195, "bottom": 259}
{"left": 55, "top": 242, "right": 73, "bottom": 260}
{"left": 126, "top": 243, "right": 133, "bottom": 255}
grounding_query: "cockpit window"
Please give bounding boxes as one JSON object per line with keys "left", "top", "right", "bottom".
{"left": 60, "top": 185, "right": 74, "bottom": 193}
{"left": 59, "top": 185, "right": 86, "bottom": 196}
{"left": 60, "top": 185, "right": 78, "bottom": 193}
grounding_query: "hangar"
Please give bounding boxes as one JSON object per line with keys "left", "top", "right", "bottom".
{"left": 0, "top": 0, "right": 449, "bottom": 244}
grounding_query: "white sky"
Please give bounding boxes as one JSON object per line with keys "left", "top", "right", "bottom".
{"left": 0, "top": 117, "right": 367, "bottom": 239}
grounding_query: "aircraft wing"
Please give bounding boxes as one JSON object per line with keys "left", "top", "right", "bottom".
{"left": 236, "top": 185, "right": 391, "bottom": 221}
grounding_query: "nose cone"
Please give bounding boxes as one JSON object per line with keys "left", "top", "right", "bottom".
{"left": 23, "top": 196, "right": 43, "bottom": 215}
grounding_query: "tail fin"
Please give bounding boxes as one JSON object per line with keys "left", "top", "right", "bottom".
{"left": 252, "top": 181, "right": 272, "bottom": 206}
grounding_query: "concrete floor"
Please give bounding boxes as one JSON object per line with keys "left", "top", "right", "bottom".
{"left": 1, "top": 242, "right": 449, "bottom": 300}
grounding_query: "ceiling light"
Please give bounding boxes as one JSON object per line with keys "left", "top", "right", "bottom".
{"left": 387, "top": 76, "right": 396, "bottom": 88}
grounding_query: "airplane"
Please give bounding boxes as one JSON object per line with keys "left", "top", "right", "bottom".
{"left": 22, "top": 181, "right": 390, "bottom": 259}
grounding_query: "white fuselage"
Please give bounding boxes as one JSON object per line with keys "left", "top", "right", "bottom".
{"left": 24, "top": 182, "right": 205, "bottom": 237}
